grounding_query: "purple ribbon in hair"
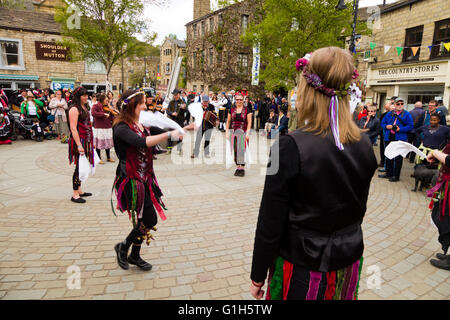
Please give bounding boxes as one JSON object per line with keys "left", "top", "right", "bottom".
{"left": 329, "top": 96, "right": 344, "bottom": 151}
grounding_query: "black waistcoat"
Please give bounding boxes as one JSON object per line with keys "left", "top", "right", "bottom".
{"left": 280, "top": 129, "right": 377, "bottom": 272}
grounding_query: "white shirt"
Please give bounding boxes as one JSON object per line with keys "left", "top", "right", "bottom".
{"left": 27, "top": 101, "right": 37, "bottom": 116}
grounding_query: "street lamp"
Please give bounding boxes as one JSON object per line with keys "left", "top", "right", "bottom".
{"left": 336, "top": 0, "right": 359, "bottom": 54}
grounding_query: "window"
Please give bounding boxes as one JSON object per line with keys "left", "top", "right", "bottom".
{"left": 85, "top": 59, "right": 107, "bottom": 74}
{"left": 201, "top": 85, "right": 204, "bottom": 92}
{"left": 209, "top": 18, "right": 214, "bottom": 32}
{"left": 201, "top": 21, "right": 206, "bottom": 36}
{"left": 238, "top": 53, "right": 248, "bottom": 75}
{"left": 193, "top": 52, "right": 197, "bottom": 69}
{"left": 193, "top": 24, "right": 197, "bottom": 39}
{"left": 201, "top": 50, "right": 205, "bottom": 68}
{"left": 0, "top": 38, "right": 23, "bottom": 69}
{"left": 209, "top": 48, "right": 214, "bottom": 66}
{"left": 431, "top": 18, "right": 450, "bottom": 59}
{"left": 218, "top": 15, "right": 223, "bottom": 28}
{"left": 403, "top": 26, "right": 423, "bottom": 62}
{"left": 165, "top": 63, "right": 171, "bottom": 74}
{"left": 241, "top": 15, "right": 249, "bottom": 34}
{"left": 217, "top": 51, "right": 222, "bottom": 65}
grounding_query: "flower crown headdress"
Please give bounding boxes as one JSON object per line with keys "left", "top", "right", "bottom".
{"left": 121, "top": 91, "right": 145, "bottom": 109}
{"left": 295, "top": 53, "right": 359, "bottom": 150}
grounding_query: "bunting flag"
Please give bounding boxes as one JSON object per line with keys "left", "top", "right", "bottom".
{"left": 445, "top": 43, "right": 450, "bottom": 52}
{"left": 360, "top": 41, "right": 450, "bottom": 56}
{"left": 396, "top": 46, "right": 404, "bottom": 56}
{"left": 428, "top": 45, "right": 433, "bottom": 53}
{"left": 369, "top": 42, "right": 377, "bottom": 50}
{"left": 411, "top": 47, "right": 420, "bottom": 56}
{"left": 384, "top": 45, "right": 391, "bottom": 54}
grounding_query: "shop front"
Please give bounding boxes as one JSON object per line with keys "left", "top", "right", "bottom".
{"left": 366, "top": 60, "right": 450, "bottom": 111}
{"left": 0, "top": 74, "right": 39, "bottom": 98}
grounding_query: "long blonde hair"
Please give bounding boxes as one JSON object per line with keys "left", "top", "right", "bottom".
{"left": 296, "top": 47, "right": 362, "bottom": 144}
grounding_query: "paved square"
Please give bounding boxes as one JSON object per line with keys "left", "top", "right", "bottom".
{"left": 0, "top": 137, "right": 448, "bottom": 300}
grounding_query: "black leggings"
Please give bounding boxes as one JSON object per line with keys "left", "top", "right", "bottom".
{"left": 123, "top": 184, "right": 158, "bottom": 246}
{"left": 73, "top": 160, "right": 81, "bottom": 191}
{"left": 96, "top": 148, "right": 111, "bottom": 160}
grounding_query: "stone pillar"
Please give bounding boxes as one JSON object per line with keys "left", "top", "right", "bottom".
{"left": 194, "top": 0, "right": 211, "bottom": 20}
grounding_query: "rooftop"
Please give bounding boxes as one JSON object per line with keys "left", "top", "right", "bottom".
{"left": 0, "top": 8, "right": 61, "bottom": 34}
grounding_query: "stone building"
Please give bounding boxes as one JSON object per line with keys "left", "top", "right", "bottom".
{"left": 0, "top": 1, "right": 131, "bottom": 97}
{"left": 159, "top": 37, "right": 186, "bottom": 92}
{"left": 365, "top": 0, "right": 450, "bottom": 109}
{"left": 185, "top": 0, "right": 264, "bottom": 95}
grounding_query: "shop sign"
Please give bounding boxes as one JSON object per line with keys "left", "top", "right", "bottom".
{"left": 35, "top": 41, "right": 69, "bottom": 61}
{"left": 51, "top": 82, "right": 74, "bottom": 91}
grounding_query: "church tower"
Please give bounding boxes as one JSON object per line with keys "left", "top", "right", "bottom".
{"left": 193, "top": 0, "right": 211, "bottom": 20}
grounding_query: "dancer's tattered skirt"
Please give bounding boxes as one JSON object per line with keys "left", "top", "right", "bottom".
{"left": 266, "top": 256, "right": 363, "bottom": 300}
{"left": 428, "top": 177, "right": 450, "bottom": 254}
{"left": 113, "top": 176, "right": 167, "bottom": 245}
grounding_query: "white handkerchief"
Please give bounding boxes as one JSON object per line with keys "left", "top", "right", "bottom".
{"left": 384, "top": 140, "right": 427, "bottom": 159}
{"left": 139, "top": 111, "right": 185, "bottom": 134}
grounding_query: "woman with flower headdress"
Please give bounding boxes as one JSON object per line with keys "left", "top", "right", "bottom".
{"left": 68, "top": 87, "right": 94, "bottom": 204}
{"left": 112, "top": 89, "right": 193, "bottom": 271}
{"left": 250, "top": 47, "right": 377, "bottom": 300}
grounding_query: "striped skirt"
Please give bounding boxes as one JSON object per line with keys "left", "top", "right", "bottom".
{"left": 266, "top": 256, "right": 363, "bottom": 300}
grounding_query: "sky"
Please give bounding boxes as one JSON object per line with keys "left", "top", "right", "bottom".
{"left": 144, "top": 0, "right": 400, "bottom": 46}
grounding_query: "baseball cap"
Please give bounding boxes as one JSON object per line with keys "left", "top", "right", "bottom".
{"left": 201, "top": 95, "right": 209, "bottom": 102}
{"left": 394, "top": 97, "right": 404, "bottom": 103}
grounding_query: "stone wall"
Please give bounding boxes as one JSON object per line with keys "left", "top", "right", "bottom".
{"left": 193, "top": 0, "right": 211, "bottom": 21}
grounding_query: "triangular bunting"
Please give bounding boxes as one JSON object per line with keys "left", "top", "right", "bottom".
{"left": 428, "top": 45, "right": 433, "bottom": 53}
{"left": 384, "top": 45, "right": 391, "bottom": 54}
{"left": 411, "top": 47, "right": 419, "bottom": 56}
{"left": 370, "top": 42, "right": 377, "bottom": 50}
{"left": 396, "top": 46, "right": 403, "bottom": 56}
{"left": 444, "top": 43, "right": 450, "bottom": 52}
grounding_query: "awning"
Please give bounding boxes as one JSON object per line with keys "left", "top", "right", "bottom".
{"left": 0, "top": 74, "right": 39, "bottom": 81}
{"left": 49, "top": 77, "right": 76, "bottom": 83}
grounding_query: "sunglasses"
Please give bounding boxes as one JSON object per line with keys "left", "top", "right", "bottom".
{"left": 236, "top": 99, "right": 243, "bottom": 101}
{"left": 396, "top": 102, "right": 404, "bottom": 105}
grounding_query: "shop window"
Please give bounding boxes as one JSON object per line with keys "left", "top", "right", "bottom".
{"left": 0, "top": 38, "right": 24, "bottom": 70}
{"left": 402, "top": 26, "right": 423, "bottom": 62}
{"left": 431, "top": 18, "right": 450, "bottom": 59}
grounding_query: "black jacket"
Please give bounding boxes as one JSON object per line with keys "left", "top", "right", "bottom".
{"left": 251, "top": 129, "right": 377, "bottom": 282}
{"left": 357, "top": 116, "right": 380, "bottom": 140}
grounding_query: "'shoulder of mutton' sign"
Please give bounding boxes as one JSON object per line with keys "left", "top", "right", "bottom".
{"left": 35, "top": 41, "right": 69, "bottom": 61}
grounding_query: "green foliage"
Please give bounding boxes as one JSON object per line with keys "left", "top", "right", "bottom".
{"left": 54, "top": 0, "right": 157, "bottom": 81}
{"left": 241, "top": 0, "right": 369, "bottom": 91}
{"left": 0, "top": 0, "right": 31, "bottom": 9}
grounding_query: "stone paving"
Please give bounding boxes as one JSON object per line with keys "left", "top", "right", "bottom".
{"left": 0, "top": 134, "right": 449, "bottom": 300}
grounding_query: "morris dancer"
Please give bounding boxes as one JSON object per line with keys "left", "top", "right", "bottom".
{"left": 68, "top": 87, "right": 94, "bottom": 204}
{"left": 225, "top": 92, "right": 252, "bottom": 176}
{"left": 250, "top": 47, "right": 377, "bottom": 300}
{"left": 426, "top": 147, "right": 450, "bottom": 270}
{"left": 112, "top": 90, "right": 191, "bottom": 271}
{"left": 0, "top": 89, "right": 12, "bottom": 145}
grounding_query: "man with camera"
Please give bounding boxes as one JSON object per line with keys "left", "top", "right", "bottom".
{"left": 379, "top": 97, "right": 414, "bottom": 182}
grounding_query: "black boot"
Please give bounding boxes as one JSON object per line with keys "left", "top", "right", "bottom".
{"left": 430, "top": 256, "right": 450, "bottom": 270}
{"left": 114, "top": 242, "right": 129, "bottom": 270}
{"left": 128, "top": 244, "right": 152, "bottom": 271}
{"left": 436, "top": 253, "right": 448, "bottom": 260}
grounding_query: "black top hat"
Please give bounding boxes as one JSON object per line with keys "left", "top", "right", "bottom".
{"left": 172, "top": 89, "right": 181, "bottom": 95}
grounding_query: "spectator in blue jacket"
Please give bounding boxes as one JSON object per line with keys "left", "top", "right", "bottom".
{"left": 379, "top": 97, "right": 414, "bottom": 182}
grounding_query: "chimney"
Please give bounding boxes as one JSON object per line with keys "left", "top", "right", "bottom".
{"left": 193, "top": 0, "right": 211, "bottom": 20}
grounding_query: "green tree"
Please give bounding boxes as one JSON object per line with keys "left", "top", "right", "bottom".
{"left": 242, "top": 0, "right": 369, "bottom": 91}
{"left": 54, "top": 0, "right": 161, "bottom": 90}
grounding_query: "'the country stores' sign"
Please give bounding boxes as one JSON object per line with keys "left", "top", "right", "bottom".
{"left": 35, "top": 41, "right": 69, "bottom": 61}
{"left": 377, "top": 64, "right": 441, "bottom": 77}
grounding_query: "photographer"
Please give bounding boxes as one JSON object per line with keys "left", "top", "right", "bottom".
{"left": 379, "top": 97, "right": 413, "bottom": 182}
